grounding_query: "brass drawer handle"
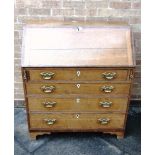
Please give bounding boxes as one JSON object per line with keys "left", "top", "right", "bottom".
{"left": 44, "top": 119, "right": 56, "bottom": 125}
{"left": 98, "top": 118, "right": 110, "bottom": 125}
{"left": 102, "top": 72, "right": 116, "bottom": 80}
{"left": 41, "top": 85, "right": 55, "bottom": 93}
{"left": 99, "top": 101, "right": 112, "bottom": 108}
{"left": 101, "top": 86, "right": 114, "bottom": 93}
{"left": 43, "top": 101, "right": 56, "bottom": 108}
{"left": 40, "top": 72, "right": 55, "bottom": 80}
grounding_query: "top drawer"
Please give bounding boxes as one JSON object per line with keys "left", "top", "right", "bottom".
{"left": 25, "top": 68, "right": 129, "bottom": 82}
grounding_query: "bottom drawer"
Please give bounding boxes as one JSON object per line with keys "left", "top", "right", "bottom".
{"left": 29, "top": 113, "right": 125, "bottom": 130}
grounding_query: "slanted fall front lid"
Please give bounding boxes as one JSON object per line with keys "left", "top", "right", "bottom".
{"left": 21, "top": 21, "right": 135, "bottom": 67}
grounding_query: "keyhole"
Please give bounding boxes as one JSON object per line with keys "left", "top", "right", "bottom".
{"left": 76, "top": 26, "right": 83, "bottom": 31}
{"left": 77, "top": 84, "right": 80, "bottom": 88}
{"left": 77, "top": 71, "right": 80, "bottom": 77}
{"left": 76, "top": 114, "right": 80, "bottom": 119}
{"left": 76, "top": 98, "right": 80, "bottom": 103}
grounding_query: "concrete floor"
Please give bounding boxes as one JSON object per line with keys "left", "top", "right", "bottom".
{"left": 14, "top": 106, "right": 141, "bottom": 155}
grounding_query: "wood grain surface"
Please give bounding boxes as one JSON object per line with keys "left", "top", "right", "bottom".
{"left": 21, "top": 21, "right": 135, "bottom": 139}
{"left": 21, "top": 22, "right": 135, "bottom": 67}
{"left": 28, "top": 97, "right": 128, "bottom": 112}
{"left": 29, "top": 113, "right": 125, "bottom": 130}
{"left": 27, "top": 68, "right": 129, "bottom": 81}
{"left": 26, "top": 83, "right": 130, "bottom": 95}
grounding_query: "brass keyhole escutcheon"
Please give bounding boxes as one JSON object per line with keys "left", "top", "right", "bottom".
{"left": 77, "top": 84, "right": 80, "bottom": 88}
{"left": 75, "top": 114, "right": 80, "bottom": 119}
{"left": 76, "top": 98, "right": 80, "bottom": 103}
{"left": 76, "top": 70, "right": 80, "bottom": 77}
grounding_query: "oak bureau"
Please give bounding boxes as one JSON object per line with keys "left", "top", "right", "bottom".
{"left": 21, "top": 21, "right": 135, "bottom": 140}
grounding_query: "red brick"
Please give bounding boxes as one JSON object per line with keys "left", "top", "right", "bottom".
{"left": 136, "top": 52, "right": 141, "bottom": 57}
{"left": 86, "top": 9, "right": 97, "bottom": 17}
{"left": 134, "top": 78, "right": 141, "bottom": 84}
{"left": 132, "top": 87, "right": 141, "bottom": 93}
{"left": 14, "top": 59, "right": 21, "bottom": 65}
{"left": 108, "top": 17, "right": 129, "bottom": 23}
{"left": 132, "top": 2, "right": 141, "bottom": 9}
{"left": 136, "top": 59, "right": 141, "bottom": 65}
{"left": 133, "top": 83, "right": 141, "bottom": 88}
{"left": 42, "top": 1, "right": 61, "bottom": 8}
{"left": 17, "top": 16, "right": 40, "bottom": 23}
{"left": 15, "top": 0, "right": 41, "bottom": 8}
{"left": 110, "top": 2, "right": 131, "bottom": 9}
{"left": 14, "top": 39, "right": 22, "bottom": 45}
{"left": 14, "top": 93, "right": 24, "bottom": 99}
{"left": 131, "top": 94, "right": 140, "bottom": 99}
{"left": 52, "top": 9, "right": 74, "bottom": 16}
{"left": 14, "top": 83, "right": 24, "bottom": 89}
{"left": 133, "top": 47, "right": 140, "bottom": 54}
{"left": 130, "top": 16, "right": 141, "bottom": 24}
{"left": 15, "top": 8, "right": 27, "bottom": 15}
{"left": 75, "top": 9, "right": 97, "bottom": 17}
{"left": 15, "top": 2, "right": 24, "bottom": 8}
{"left": 131, "top": 25, "right": 141, "bottom": 33}
{"left": 14, "top": 45, "right": 21, "bottom": 52}
{"left": 85, "top": 1, "right": 108, "bottom": 8}
{"left": 14, "top": 71, "right": 22, "bottom": 79}
{"left": 133, "top": 32, "right": 141, "bottom": 40}
{"left": 86, "top": 17, "right": 108, "bottom": 22}
{"left": 39, "top": 16, "right": 64, "bottom": 21}
{"left": 63, "top": 1, "right": 85, "bottom": 8}
{"left": 28, "top": 8, "right": 51, "bottom": 15}
{"left": 14, "top": 100, "right": 25, "bottom": 107}
{"left": 134, "top": 39, "right": 141, "bottom": 51}
{"left": 64, "top": 17, "right": 85, "bottom": 22}
{"left": 135, "top": 71, "right": 141, "bottom": 78}
{"left": 14, "top": 31, "right": 19, "bottom": 38}
{"left": 133, "top": 91, "right": 141, "bottom": 96}
{"left": 14, "top": 53, "right": 21, "bottom": 59}
{"left": 14, "top": 23, "right": 24, "bottom": 31}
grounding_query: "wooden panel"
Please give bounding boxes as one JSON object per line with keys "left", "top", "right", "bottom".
{"left": 26, "top": 83, "right": 130, "bottom": 95}
{"left": 21, "top": 25, "right": 135, "bottom": 67}
{"left": 29, "top": 113, "right": 125, "bottom": 130}
{"left": 22, "top": 49, "right": 133, "bottom": 67}
{"left": 28, "top": 97, "right": 128, "bottom": 112}
{"left": 28, "top": 68, "right": 128, "bottom": 81}
{"left": 24, "top": 27, "right": 127, "bottom": 49}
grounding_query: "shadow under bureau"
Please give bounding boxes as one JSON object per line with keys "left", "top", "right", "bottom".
{"left": 21, "top": 21, "right": 135, "bottom": 140}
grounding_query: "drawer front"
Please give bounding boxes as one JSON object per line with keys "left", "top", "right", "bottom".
{"left": 29, "top": 113, "right": 125, "bottom": 130}
{"left": 28, "top": 97, "right": 128, "bottom": 112}
{"left": 26, "top": 83, "right": 130, "bottom": 95}
{"left": 27, "top": 68, "right": 128, "bottom": 81}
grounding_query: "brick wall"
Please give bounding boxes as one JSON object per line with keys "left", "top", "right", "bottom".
{"left": 14, "top": 0, "right": 141, "bottom": 103}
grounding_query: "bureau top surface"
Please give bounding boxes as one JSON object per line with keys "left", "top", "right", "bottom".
{"left": 21, "top": 21, "right": 135, "bottom": 67}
